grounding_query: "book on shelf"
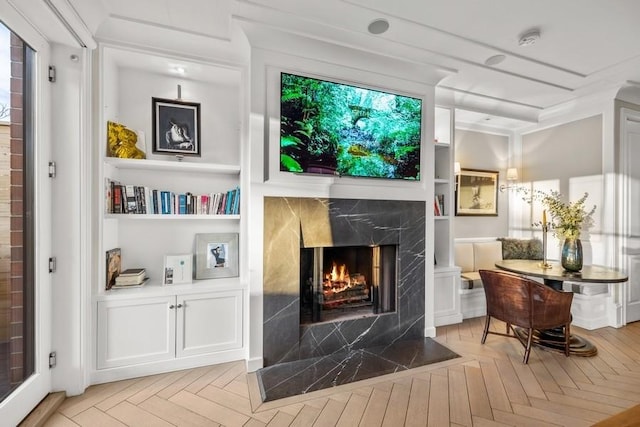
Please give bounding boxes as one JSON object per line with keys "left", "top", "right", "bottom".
{"left": 105, "top": 182, "right": 240, "bottom": 216}
{"left": 105, "top": 247, "right": 121, "bottom": 291}
{"left": 437, "top": 194, "right": 445, "bottom": 216}
{"left": 125, "top": 184, "right": 137, "bottom": 214}
{"left": 112, "top": 278, "right": 148, "bottom": 289}
{"left": 105, "top": 178, "right": 112, "bottom": 214}
{"left": 114, "top": 268, "right": 146, "bottom": 286}
{"left": 118, "top": 268, "right": 145, "bottom": 277}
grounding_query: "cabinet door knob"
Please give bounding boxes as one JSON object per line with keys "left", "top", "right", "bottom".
{"left": 176, "top": 303, "right": 183, "bottom": 309}
{"left": 169, "top": 304, "right": 175, "bottom": 309}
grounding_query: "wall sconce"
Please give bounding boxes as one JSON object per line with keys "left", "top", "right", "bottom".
{"left": 499, "top": 167, "right": 519, "bottom": 192}
{"left": 454, "top": 162, "right": 461, "bottom": 175}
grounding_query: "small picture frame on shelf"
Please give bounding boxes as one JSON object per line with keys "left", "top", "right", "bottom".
{"left": 105, "top": 247, "right": 121, "bottom": 290}
{"left": 455, "top": 168, "right": 499, "bottom": 216}
{"left": 163, "top": 254, "right": 193, "bottom": 285}
{"left": 195, "top": 233, "right": 239, "bottom": 279}
{"left": 152, "top": 97, "right": 201, "bottom": 156}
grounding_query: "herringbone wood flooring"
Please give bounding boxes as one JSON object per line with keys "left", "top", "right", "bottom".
{"left": 43, "top": 318, "right": 640, "bottom": 426}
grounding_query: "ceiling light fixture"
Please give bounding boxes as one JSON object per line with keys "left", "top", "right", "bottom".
{"left": 484, "top": 54, "right": 506, "bottom": 66}
{"left": 175, "top": 66, "right": 185, "bottom": 74}
{"left": 518, "top": 29, "right": 540, "bottom": 47}
{"left": 368, "top": 18, "right": 389, "bottom": 35}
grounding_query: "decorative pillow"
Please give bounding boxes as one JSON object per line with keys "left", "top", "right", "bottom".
{"left": 498, "top": 238, "right": 543, "bottom": 260}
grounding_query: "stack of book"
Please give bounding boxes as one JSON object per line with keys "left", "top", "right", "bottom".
{"left": 113, "top": 268, "right": 147, "bottom": 288}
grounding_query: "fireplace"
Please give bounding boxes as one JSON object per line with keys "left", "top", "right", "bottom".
{"left": 300, "top": 245, "right": 397, "bottom": 324}
{"left": 263, "top": 197, "right": 425, "bottom": 366}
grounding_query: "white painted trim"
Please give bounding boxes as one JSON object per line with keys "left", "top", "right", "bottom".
{"left": 90, "top": 352, "right": 246, "bottom": 386}
{"left": 246, "top": 357, "right": 263, "bottom": 373}
{"left": 424, "top": 326, "right": 437, "bottom": 338}
{"left": 434, "top": 313, "right": 463, "bottom": 327}
{"left": 454, "top": 237, "right": 500, "bottom": 244}
{"left": 0, "top": 6, "right": 53, "bottom": 423}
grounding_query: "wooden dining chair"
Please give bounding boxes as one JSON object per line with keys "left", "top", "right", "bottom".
{"left": 478, "top": 269, "right": 573, "bottom": 363}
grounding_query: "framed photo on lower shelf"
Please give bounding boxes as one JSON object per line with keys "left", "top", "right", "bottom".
{"left": 195, "top": 233, "right": 239, "bottom": 279}
{"left": 163, "top": 254, "right": 193, "bottom": 285}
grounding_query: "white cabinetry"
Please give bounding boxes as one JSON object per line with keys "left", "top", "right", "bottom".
{"left": 434, "top": 267, "right": 462, "bottom": 326}
{"left": 433, "top": 106, "right": 461, "bottom": 326}
{"left": 97, "top": 288, "right": 243, "bottom": 369}
{"left": 93, "top": 44, "right": 246, "bottom": 383}
{"left": 177, "top": 290, "right": 243, "bottom": 358}
{"left": 97, "top": 295, "right": 175, "bottom": 369}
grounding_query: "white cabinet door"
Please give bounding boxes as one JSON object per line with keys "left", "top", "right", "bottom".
{"left": 176, "top": 290, "right": 243, "bottom": 358}
{"left": 434, "top": 267, "right": 462, "bottom": 326}
{"left": 97, "top": 296, "right": 176, "bottom": 369}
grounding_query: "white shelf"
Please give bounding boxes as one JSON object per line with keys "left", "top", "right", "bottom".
{"left": 434, "top": 178, "right": 450, "bottom": 184}
{"left": 95, "top": 277, "right": 245, "bottom": 301}
{"left": 105, "top": 214, "right": 240, "bottom": 220}
{"left": 104, "top": 157, "right": 240, "bottom": 175}
{"left": 434, "top": 216, "right": 450, "bottom": 220}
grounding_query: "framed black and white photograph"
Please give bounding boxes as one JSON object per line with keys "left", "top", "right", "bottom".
{"left": 152, "top": 97, "right": 201, "bottom": 156}
{"left": 163, "top": 254, "right": 193, "bottom": 285}
{"left": 195, "top": 233, "right": 239, "bottom": 279}
{"left": 456, "top": 168, "right": 499, "bottom": 216}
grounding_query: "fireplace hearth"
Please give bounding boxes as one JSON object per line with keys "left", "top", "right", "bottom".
{"left": 300, "top": 245, "right": 397, "bottom": 324}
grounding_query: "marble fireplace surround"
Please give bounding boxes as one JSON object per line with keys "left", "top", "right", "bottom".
{"left": 263, "top": 197, "right": 426, "bottom": 367}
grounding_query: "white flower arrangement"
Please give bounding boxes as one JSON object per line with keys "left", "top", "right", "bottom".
{"left": 518, "top": 188, "right": 596, "bottom": 239}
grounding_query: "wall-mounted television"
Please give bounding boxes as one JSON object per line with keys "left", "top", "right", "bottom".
{"left": 280, "top": 72, "right": 422, "bottom": 180}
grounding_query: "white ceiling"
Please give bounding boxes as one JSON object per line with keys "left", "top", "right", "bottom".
{"left": 50, "top": 0, "right": 640, "bottom": 129}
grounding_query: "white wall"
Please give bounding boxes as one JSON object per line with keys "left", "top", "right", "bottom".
{"left": 454, "top": 129, "right": 510, "bottom": 238}
{"left": 519, "top": 115, "right": 604, "bottom": 262}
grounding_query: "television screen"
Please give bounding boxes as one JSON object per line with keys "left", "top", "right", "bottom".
{"left": 280, "top": 73, "right": 422, "bottom": 180}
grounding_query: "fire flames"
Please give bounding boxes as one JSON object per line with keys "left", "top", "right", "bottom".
{"left": 322, "top": 262, "right": 368, "bottom": 307}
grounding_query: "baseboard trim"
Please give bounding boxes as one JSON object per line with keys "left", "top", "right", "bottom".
{"left": 246, "top": 357, "right": 263, "bottom": 372}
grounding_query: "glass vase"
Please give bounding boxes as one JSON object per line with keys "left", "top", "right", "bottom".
{"left": 561, "top": 237, "right": 583, "bottom": 272}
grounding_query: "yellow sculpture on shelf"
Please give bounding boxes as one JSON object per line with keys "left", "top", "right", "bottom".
{"left": 107, "top": 121, "right": 146, "bottom": 159}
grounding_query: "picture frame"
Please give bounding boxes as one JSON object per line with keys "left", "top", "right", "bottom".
{"left": 163, "top": 254, "right": 193, "bottom": 285}
{"left": 152, "top": 97, "right": 201, "bottom": 156}
{"left": 105, "top": 247, "right": 121, "bottom": 290}
{"left": 455, "top": 168, "right": 499, "bottom": 216}
{"left": 195, "top": 233, "right": 239, "bottom": 279}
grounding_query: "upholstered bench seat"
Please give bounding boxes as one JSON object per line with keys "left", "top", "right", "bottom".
{"left": 455, "top": 238, "right": 543, "bottom": 319}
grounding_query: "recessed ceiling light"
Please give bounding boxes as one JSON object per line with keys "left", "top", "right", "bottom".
{"left": 485, "top": 54, "right": 506, "bottom": 66}
{"left": 518, "top": 29, "right": 540, "bottom": 47}
{"left": 368, "top": 18, "right": 389, "bottom": 35}
{"left": 175, "top": 66, "right": 185, "bottom": 74}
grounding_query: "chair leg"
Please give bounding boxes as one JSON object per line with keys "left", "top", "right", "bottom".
{"left": 523, "top": 328, "right": 533, "bottom": 364}
{"left": 481, "top": 315, "right": 491, "bottom": 344}
{"left": 564, "top": 323, "right": 571, "bottom": 357}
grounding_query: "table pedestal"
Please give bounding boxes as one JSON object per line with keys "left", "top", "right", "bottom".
{"left": 513, "top": 327, "right": 598, "bottom": 357}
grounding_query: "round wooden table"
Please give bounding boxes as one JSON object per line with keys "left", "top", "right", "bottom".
{"left": 494, "top": 259, "right": 628, "bottom": 357}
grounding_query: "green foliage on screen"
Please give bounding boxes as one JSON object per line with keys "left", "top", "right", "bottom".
{"left": 280, "top": 73, "right": 422, "bottom": 180}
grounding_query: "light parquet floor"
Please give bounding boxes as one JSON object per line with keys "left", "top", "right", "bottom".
{"left": 42, "top": 318, "right": 640, "bottom": 426}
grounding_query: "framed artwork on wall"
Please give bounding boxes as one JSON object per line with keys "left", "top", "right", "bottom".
{"left": 152, "top": 97, "right": 201, "bottom": 156}
{"left": 194, "top": 233, "right": 239, "bottom": 279}
{"left": 455, "top": 168, "right": 499, "bottom": 216}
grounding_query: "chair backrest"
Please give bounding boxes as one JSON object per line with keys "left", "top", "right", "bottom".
{"left": 478, "top": 269, "right": 573, "bottom": 329}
